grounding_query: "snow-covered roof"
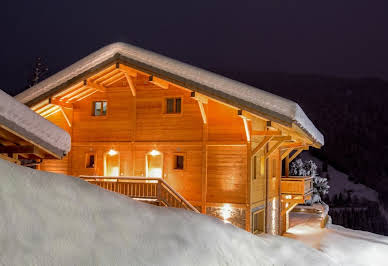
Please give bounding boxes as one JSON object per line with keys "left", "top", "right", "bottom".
{"left": 0, "top": 90, "right": 71, "bottom": 158}
{"left": 15, "top": 42, "right": 324, "bottom": 145}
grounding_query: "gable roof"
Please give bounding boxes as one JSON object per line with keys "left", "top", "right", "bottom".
{"left": 15, "top": 42, "right": 324, "bottom": 146}
{"left": 0, "top": 90, "right": 70, "bottom": 158}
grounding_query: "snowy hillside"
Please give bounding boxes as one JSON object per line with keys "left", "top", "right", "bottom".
{"left": 299, "top": 152, "right": 388, "bottom": 235}
{"left": 0, "top": 159, "right": 333, "bottom": 266}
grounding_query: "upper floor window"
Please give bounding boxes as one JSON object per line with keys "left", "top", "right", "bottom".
{"left": 93, "top": 101, "right": 107, "bottom": 116}
{"left": 166, "top": 98, "right": 181, "bottom": 114}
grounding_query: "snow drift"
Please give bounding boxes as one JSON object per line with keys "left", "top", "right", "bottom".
{"left": 0, "top": 159, "right": 333, "bottom": 266}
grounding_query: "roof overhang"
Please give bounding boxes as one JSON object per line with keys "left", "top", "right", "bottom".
{"left": 15, "top": 42, "right": 324, "bottom": 146}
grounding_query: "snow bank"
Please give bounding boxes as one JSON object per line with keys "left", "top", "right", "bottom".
{"left": 286, "top": 212, "right": 388, "bottom": 266}
{"left": 15, "top": 42, "right": 324, "bottom": 146}
{"left": 0, "top": 159, "right": 334, "bottom": 266}
{"left": 0, "top": 89, "right": 70, "bottom": 157}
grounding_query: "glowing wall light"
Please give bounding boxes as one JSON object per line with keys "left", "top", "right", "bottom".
{"left": 221, "top": 204, "right": 232, "bottom": 224}
{"left": 108, "top": 149, "right": 118, "bottom": 156}
{"left": 150, "top": 149, "right": 160, "bottom": 156}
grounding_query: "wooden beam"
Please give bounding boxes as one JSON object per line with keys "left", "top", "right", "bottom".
{"left": 66, "top": 88, "right": 95, "bottom": 102}
{"left": 86, "top": 80, "right": 106, "bottom": 93}
{"left": 35, "top": 104, "right": 54, "bottom": 114}
{"left": 49, "top": 98, "right": 73, "bottom": 109}
{"left": 125, "top": 73, "right": 136, "bottom": 96}
{"left": 237, "top": 110, "right": 251, "bottom": 142}
{"left": 101, "top": 72, "right": 125, "bottom": 86}
{"left": 40, "top": 106, "right": 60, "bottom": 117}
{"left": 60, "top": 107, "right": 72, "bottom": 127}
{"left": 31, "top": 99, "right": 49, "bottom": 111}
{"left": 251, "top": 130, "right": 282, "bottom": 136}
{"left": 116, "top": 63, "right": 139, "bottom": 77}
{"left": 0, "top": 145, "right": 46, "bottom": 159}
{"left": 0, "top": 154, "right": 20, "bottom": 164}
{"left": 59, "top": 86, "right": 89, "bottom": 101}
{"left": 149, "top": 76, "right": 169, "bottom": 89}
{"left": 190, "top": 92, "right": 208, "bottom": 104}
{"left": 289, "top": 148, "right": 304, "bottom": 162}
{"left": 252, "top": 136, "right": 273, "bottom": 156}
{"left": 281, "top": 148, "right": 294, "bottom": 160}
{"left": 271, "top": 136, "right": 292, "bottom": 142}
{"left": 75, "top": 90, "right": 98, "bottom": 102}
{"left": 0, "top": 145, "right": 35, "bottom": 153}
{"left": 44, "top": 108, "right": 61, "bottom": 118}
{"left": 280, "top": 142, "right": 304, "bottom": 149}
{"left": 191, "top": 92, "right": 208, "bottom": 124}
{"left": 265, "top": 140, "right": 284, "bottom": 158}
{"left": 285, "top": 154, "right": 290, "bottom": 176}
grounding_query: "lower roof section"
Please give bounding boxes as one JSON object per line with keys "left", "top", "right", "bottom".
{"left": 0, "top": 90, "right": 70, "bottom": 158}
{"left": 15, "top": 42, "right": 324, "bottom": 146}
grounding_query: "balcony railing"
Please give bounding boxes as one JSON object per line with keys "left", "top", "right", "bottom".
{"left": 280, "top": 176, "right": 313, "bottom": 203}
{"left": 80, "top": 176, "right": 199, "bottom": 213}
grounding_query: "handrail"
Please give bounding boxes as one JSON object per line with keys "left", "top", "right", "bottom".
{"left": 80, "top": 176, "right": 199, "bottom": 213}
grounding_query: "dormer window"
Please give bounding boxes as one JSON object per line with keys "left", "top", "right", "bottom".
{"left": 93, "top": 101, "right": 107, "bottom": 116}
{"left": 166, "top": 98, "right": 181, "bottom": 114}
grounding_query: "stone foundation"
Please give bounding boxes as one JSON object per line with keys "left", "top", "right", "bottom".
{"left": 206, "top": 206, "right": 246, "bottom": 229}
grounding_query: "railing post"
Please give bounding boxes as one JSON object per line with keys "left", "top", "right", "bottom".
{"left": 156, "top": 180, "right": 161, "bottom": 203}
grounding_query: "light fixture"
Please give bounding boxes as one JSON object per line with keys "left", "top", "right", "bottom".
{"left": 221, "top": 204, "right": 232, "bottom": 224}
{"left": 108, "top": 149, "right": 118, "bottom": 156}
{"left": 150, "top": 149, "right": 160, "bottom": 156}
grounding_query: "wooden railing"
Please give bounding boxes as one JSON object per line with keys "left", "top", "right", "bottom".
{"left": 80, "top": 176, "right": 199, "bottom": 213}
{"left": 280, "top": 176, "right": 313, "bottom": 203}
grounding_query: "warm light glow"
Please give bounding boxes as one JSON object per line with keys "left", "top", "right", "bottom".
{"left": 285, "top": 195, "right": 292, "bottom": 200}
{"left": 108, "top": 149, "right": 118, "bottom": 156}
{"left": 272, "top": 198, "right": 277, "bottom": 235}
{"left": 221, "top": 204, "right": 232, "bottom": 223}
{"left": 111, "top": 166, "right": 119, "bottom": 177}
{"left": 148, "top": 168, "right": 162, "bottom": 178}
{"left": 150, "top": 149, "right": 160, "bottom": 156}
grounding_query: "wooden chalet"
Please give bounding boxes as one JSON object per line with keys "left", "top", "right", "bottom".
{"left": 15, "top": 43, "right": 324, "bottom": 235}
{"left": 0, "top": 89, "right": 70, "bottom": 165}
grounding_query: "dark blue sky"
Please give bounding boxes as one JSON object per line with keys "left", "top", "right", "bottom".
{"left": 1, "top": 0, "right": 388, "bottom": 95}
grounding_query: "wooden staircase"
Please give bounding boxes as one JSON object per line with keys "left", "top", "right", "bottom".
{"left": 80, "top": 176, "right": 199, "bottom": 213}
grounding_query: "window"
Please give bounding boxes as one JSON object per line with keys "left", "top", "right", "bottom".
{"left": 174, "top": 155, "right": 184, "bottom": 170}
{"left": 93, "top": 101, "right": 107, "bottom": 116}
{"left": 253, "top": 210, "right": 265, "bottom": 234}
{"left": 86, "top": 153, "right": 95, "bottom": 168}
{"left": 166, "top": 98, "right": 182, "bottom": 114}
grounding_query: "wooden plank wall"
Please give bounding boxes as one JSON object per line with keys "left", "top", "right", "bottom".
{"left": 38, "top": 73, "right": 270, "bottom": 231}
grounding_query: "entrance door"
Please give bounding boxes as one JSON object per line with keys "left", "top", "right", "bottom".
{"left": 104, "top": 151, "right": 120, "bottom": 177}
{"left": 146, "top": 151, "right": 163, "bottom": 178}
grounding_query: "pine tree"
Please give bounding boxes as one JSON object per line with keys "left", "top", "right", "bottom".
{"left": 27, "top": 57, "right": 48, "bottom": 88}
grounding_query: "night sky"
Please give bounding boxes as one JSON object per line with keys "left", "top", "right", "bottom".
{"left": 1, "top": 0, "right": 388, "bottom": 95}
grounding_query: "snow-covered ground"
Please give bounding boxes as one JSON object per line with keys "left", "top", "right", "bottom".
{"left": 286, "top": 212, "right": 388, "bottom": 266}
{"left": 0, "top": 159, "right": 334, "bottom": 266}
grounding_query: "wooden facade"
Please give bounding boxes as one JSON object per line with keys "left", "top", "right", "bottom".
{"left": 23, "top": 60, "right": 320, "bottom": 235}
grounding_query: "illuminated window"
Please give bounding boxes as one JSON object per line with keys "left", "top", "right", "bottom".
{"left": 174, "top": 155, "right": 184, "bottom": 170}
{"left": 85, "top": 153, "right": 95, "bottom": 168}
{"left": 166, "top": 98, "right": 181, "bottom": 114}
{"left": 253, "top": 209, "right": 265, "bottom": 234}
{"left": 93, "top": 101, "right": 107, "bottom": 116}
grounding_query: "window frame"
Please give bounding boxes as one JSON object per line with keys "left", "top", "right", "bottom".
{"left": 92, "top": 100, "right": 108, "bottom": 117}
{"left": 172, "top": 153, "right": 186, "bottom": 171}
{"left": 162, "top": 97, "right": 183, "bottom": 115}
{"left": 85, "top": 152, "right": 96, "bottom": 169}
{"left": 252, "top": 209, "right": 265, "bottom": 235}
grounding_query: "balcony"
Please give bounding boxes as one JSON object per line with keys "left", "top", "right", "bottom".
{"left": 280, "top": 176, "right": 313, "bottom": 204}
